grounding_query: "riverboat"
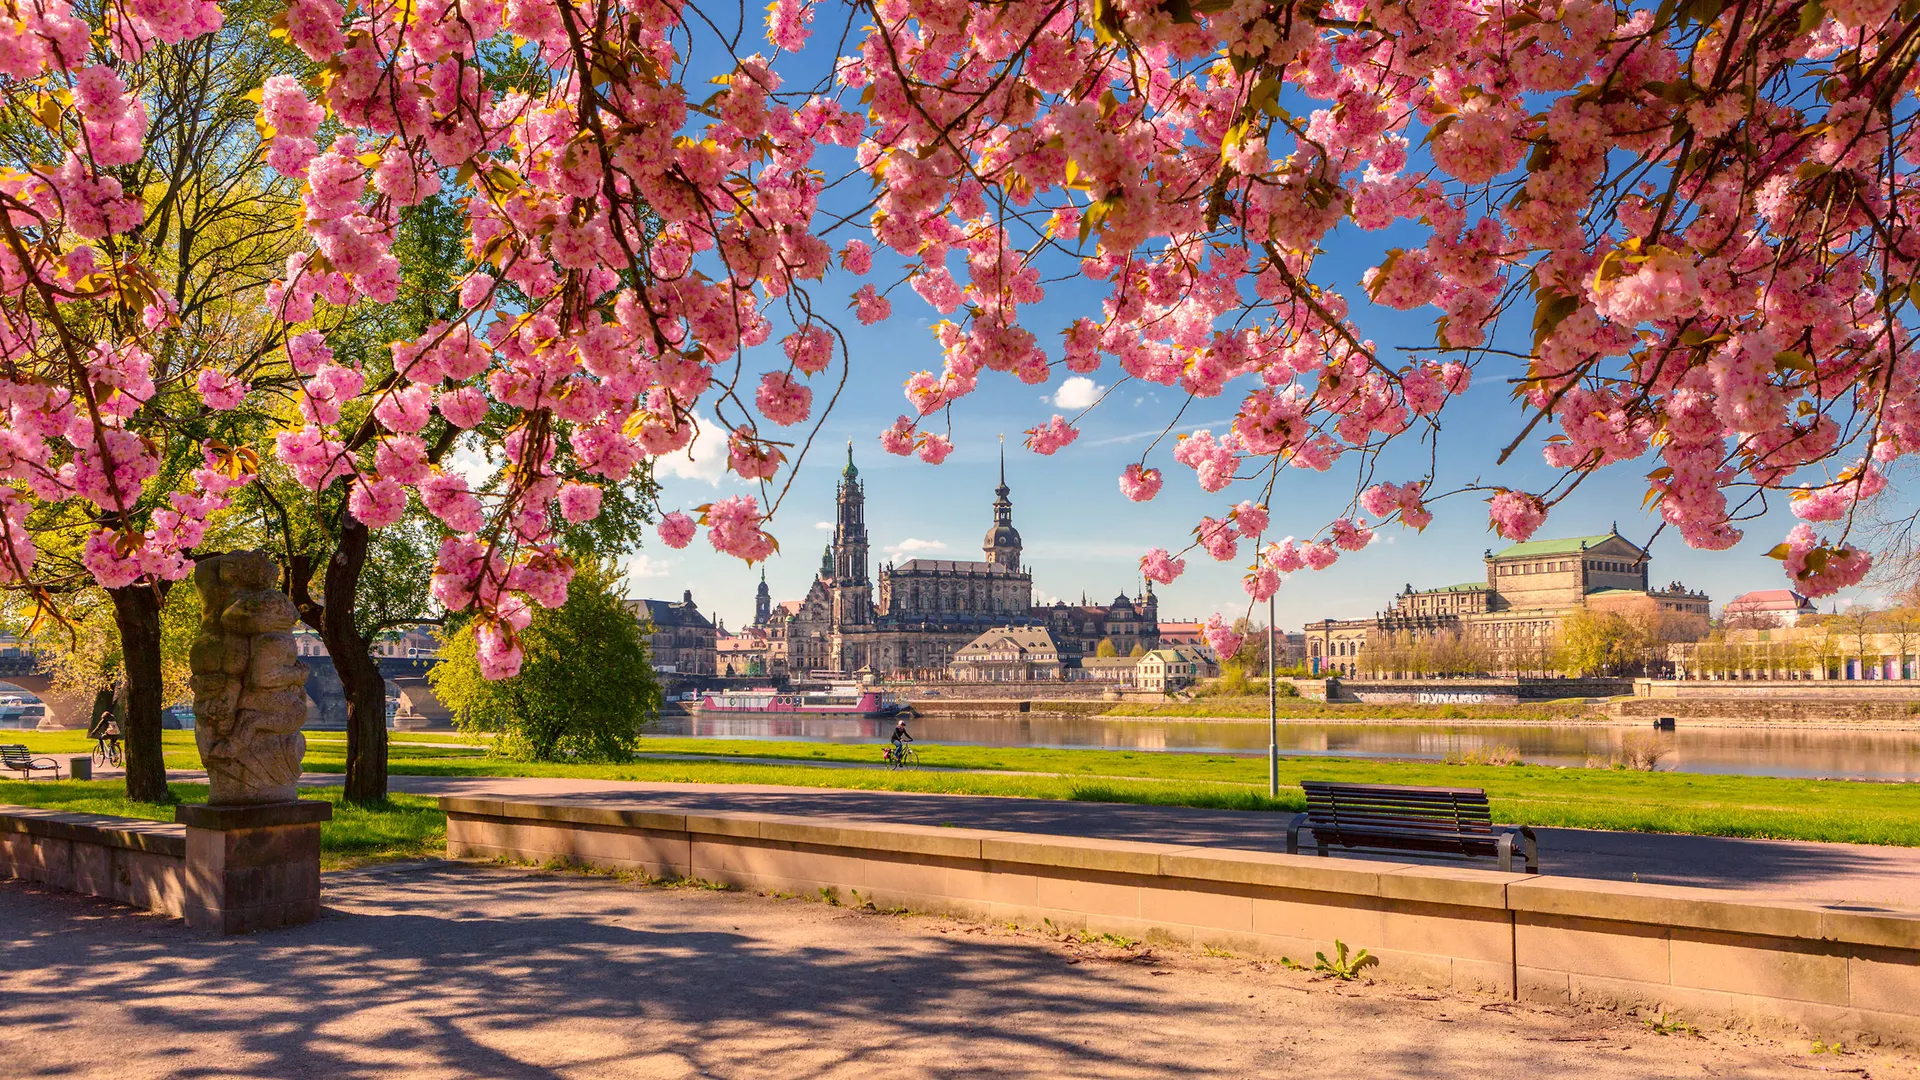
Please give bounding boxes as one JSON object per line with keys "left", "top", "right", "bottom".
{"left": 692, "top": 685, "right": 906, "bottom": 719}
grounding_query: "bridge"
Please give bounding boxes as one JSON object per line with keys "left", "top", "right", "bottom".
{"left": 0, "top": 648, "right": 448, "bottom": 731}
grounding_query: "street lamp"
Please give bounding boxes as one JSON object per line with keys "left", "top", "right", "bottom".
{"left": 1268, "top": 591, "right": 1278, "bottom": 800}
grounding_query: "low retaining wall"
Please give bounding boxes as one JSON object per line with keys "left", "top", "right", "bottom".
{"left": 1608, "top": 698, "right": 1920, "bottom": 725}
{"left": 1327, "top": 678, "right": 1633, "bottom": 705}
{"left": 444, "top": 796, "right": 1920, "bottom": 1046}
{"left": 0, "top": 805, "right": 187, "bottom": 916}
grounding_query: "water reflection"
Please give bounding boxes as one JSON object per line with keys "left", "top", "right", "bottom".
{"left": 650, "top": 713, "right": 1920, "bottom": 781}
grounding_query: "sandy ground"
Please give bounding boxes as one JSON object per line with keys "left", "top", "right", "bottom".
{"left": 2, "top": 861, "right": 1915, "bottom": 1080}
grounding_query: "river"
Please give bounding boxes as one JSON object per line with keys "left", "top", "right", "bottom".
{"left": 651, "top": 712, "right": 1920, "bottom": 781}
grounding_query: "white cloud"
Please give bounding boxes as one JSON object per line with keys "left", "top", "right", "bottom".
{"left": 628, "top": 554, "right": 674, "bottom": 580}
{"left": 885, "top": 538, "right": 948, "bottom": 557}
{"left": 814, "top": 520, "right": 833, "bottom": 530}
{"left": 654, "top": 409, "right": 729, "bottom": 485}
{"left": 1053, "top": 375, "right": 1105, "bottom": 410}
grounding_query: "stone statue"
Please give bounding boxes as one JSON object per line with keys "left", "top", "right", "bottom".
{"left": 189, "top": 551, "right": 310, "bottom": 804}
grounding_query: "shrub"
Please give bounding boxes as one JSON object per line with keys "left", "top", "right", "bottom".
{"left": 431, "top": 559, "right": 662, "bottom": 762}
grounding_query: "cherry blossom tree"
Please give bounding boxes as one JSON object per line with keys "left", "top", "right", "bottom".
{"left": 3, "top": 0, "right": 1916, "bottom": 783}
{"left": 0, "top": 0, "right": 305, "bottom": 799}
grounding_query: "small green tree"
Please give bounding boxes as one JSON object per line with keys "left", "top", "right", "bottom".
{"left": 1095, "top": 638, "right": 1118, "bottom": 658}
{"left": 431, "top": 560, "right": 661, "bottom": 761}
{"left": 1128, "top": 642, "right": 1147, "bottom": 657}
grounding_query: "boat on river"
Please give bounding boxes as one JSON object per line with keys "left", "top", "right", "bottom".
{"left": 692, "top": 685, "right": 906, "bottom": 720}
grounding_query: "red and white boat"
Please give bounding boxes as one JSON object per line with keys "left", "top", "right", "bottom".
{"left": 692, "top": 684, "right": 905, "bottom": 720}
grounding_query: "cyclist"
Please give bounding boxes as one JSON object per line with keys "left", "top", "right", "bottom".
{"left": 886, "top": 717, "right": 914, "bottom": 767}
{"left": 88, "top": 705, "right": 122, "bottom": 767}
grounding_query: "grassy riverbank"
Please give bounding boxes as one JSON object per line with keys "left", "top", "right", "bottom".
{"left": 0, "top": 780, "right": 445, "bottom": 868}
{"left": 8, "top": 729, "right": 1920, "bottom": 847}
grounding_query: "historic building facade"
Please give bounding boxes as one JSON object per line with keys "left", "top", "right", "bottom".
{"left": 625, "top": 590, "right": 718, "bottom": 676}
{"left": 1303, "top": 529, "right": 1710, "bottom": 677}
{"left": 756, "top": 447, "right": 1158, "bottom": 677}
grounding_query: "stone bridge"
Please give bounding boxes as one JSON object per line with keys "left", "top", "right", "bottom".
{"left": 0, "top": 650, "right": 449, "bottom": 731}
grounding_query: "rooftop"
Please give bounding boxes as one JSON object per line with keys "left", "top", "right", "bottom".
{"left": 1492, "top": 534, "right": 1623, "bottom": 559}
{"left": 1411, "top": 582, "right": 1490, "bottom": 594}
{"left": 893, "top": 558, "right": 1025, "bottom": 576}
{"left": 954, "top": 626, "right": 1061, "bottom": 658}
{"left": 1727, "top": 589, "right": 1816, "bottom": 611}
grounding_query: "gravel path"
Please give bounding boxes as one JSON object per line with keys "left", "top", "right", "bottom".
{"left": 3, "top": 862, "right": 1906, "bottom": 1079}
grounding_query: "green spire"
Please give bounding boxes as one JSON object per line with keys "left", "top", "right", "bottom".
{"left": 843, "top": 440, "right": 858, "bottom": 480}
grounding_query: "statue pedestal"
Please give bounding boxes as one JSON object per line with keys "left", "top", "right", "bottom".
{"left": 177, "top": 801, "right": 331, "bottom": 934}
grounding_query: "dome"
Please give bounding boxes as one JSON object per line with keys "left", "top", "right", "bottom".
{"left": 984, "top": 525, "right": 1022, "bottom": 550}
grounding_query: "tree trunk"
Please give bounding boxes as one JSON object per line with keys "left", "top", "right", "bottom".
{"left": 108, "top": 582, "right": 170, "bottom": 803}
{"left": 306, "top": 516, "right": 387, "bottom": 804}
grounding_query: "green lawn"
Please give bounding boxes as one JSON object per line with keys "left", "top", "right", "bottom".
{"left": 9, "top": 729, "right": 1920, "bottom": 847}
{"left": 0, "top": 780, "right": 445, "bottom": 868}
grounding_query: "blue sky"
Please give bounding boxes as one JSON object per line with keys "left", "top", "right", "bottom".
{"left": 628, "top": 253, "right": 1888, "bottom": 632}
{"left": 621, "top": 16, "right": 1901, "bottom": 631}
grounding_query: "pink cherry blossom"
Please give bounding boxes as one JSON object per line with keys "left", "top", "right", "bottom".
{"left": 1118, "top": 464, "right": 1163, "bottom": 502}
{"left": 558, "top": 482, "right": 603, "bottom": 524}
{"left": 852, "top": 284, "right": 890, "bottom": 325}
{"left": 1202, "top": 614, "right": 1243, "bottom": 661}
{"left": 658, "top": 511, "right": 697, "bottom": 549}
{"left": 880, "top": 416, "right": 917, "bottom": 456}
{"left": 1488, "top": 491, "right": 1547, "bottom": 543}
{"left": 1140, "top": 548, "right": 1185, "bottom": 585}
{"left": 703, "top": 495, "right": 776, "bottom": 562}
{"left": 917, "top": 434, "right": 953, "bottom": 465}
{"left": 195, "top": 369, "right": 248, "bottom": 411}
{"left": 1024, "top": 415, "right": 1078, "bottom": 456}
{"left": 756, "top": 371, "right": 812, "bottom": 426}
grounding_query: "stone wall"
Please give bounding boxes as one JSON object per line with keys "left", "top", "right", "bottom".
{"left": 1609, "top": 698, "right": 1920, "bottom": 725}
{"left": 1636, "top": 679, "right": 1920, "bottom": 701}
{"left": 1327, "top": 678, "right": 1633, "bottom": 704}
{"left": 444, "top": 796, "right": 1920, "bottom": 1047}
{"left": 0, "top": 805, "right": 187, "bottom": 915}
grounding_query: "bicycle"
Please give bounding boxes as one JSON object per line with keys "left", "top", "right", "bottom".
{"left": 92, "top": 735, "right": 123, "bottom": 769}
{"left": 883, "top": 744, "right": 919, "bottom": 770}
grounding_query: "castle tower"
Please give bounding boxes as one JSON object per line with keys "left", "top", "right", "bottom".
{"left": 754, "top": 568, "right": 771, "bottom": 626}
{"left": 982, "top": 438, "right": 1022, "bottom": 571}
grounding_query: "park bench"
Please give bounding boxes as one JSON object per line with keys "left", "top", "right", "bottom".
{"left": 0, "top": 744, "right": 62, "bottom": 781}
{"left": 1286, "top": 781, "right": 1538, "bottom": 874}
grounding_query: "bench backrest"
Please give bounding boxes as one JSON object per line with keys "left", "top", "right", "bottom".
{"left": 0, "top": 744, "right": 35, "bottom": 765}
{"left": 1301, "top": 780, "right": 1499, "bottom": 857}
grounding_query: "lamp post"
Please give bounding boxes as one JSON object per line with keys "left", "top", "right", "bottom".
{"left": 1268, "top": 591, "right": 1278, "bottom": 800}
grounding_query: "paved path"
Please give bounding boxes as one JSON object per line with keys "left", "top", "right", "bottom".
{"left": 257, "top": 770, "right": 1920, "bottom": 910}
{"left": 0, "top": 862, "right": 1890, "bottom": 1079}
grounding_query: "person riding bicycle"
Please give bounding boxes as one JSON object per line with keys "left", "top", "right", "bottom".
{"left": 886, "top": 718, "right": 913, "bottom": 764}
{"left": 88, "top": 705, "right": 122, "bottom": 765}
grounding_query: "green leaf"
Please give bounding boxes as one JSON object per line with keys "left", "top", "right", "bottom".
{"left": 1798, "top": 0, "right": 1827, "bottom": 34}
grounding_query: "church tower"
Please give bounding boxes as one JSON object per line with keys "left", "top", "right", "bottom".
{"left": 831, "top": 443, "right": 872, "bottom": 632}
{"left": 982, "top": 439, "right": 1022, "bottom": 571}
{"left": 834, "top": 443, "right": 870, "bottom": 586}
{"left": 754, "top": 568, "right": 771, "bottom": 626}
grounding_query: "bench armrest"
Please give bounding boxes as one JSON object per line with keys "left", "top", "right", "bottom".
{"left": 1286, "top": 812, "right": 1308, "bottom": 856}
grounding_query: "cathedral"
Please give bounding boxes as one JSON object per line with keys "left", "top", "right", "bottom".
{"left": 754, "top": 446, "right": 1159, "bottom": 677}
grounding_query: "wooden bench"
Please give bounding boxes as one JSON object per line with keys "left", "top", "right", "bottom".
{"left": 1287, "top": 781, "right": 1538, "bottom": 874}
{"left": 0, "top": 744, "right": 62, "bottom": 781}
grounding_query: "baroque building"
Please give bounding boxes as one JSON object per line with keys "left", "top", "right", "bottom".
{"left": 758, "top": 446, "right": 1158, "bottom": 677}
{"left": 1303, "top": 528, "right": 1710, "bottom": 677}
